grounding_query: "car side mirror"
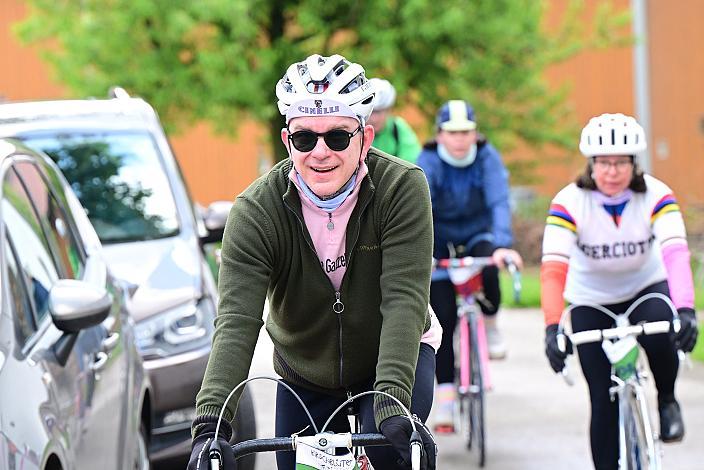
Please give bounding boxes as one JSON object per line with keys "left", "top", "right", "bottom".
{"left": 50, "top": 279, "right": 113, "bottom": 333}
{"left": 50, "top": 279, "right": 113, "bottom": 366}
{"left": 200, "top": 200, "right": 232, "bottom": 245}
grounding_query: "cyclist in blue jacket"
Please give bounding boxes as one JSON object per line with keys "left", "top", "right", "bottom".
{"left": 417, "top": 100, "right": 521, "bottom": 431}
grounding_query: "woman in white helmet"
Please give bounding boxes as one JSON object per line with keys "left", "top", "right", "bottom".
{"left": 188, "top": 53, "right": 438, "bottom": 470}
{"left": 367, "top": 78, "right": 422, "bottom": 163}
{"left": 541, "top": 113, "right": 698, "bottom": 469}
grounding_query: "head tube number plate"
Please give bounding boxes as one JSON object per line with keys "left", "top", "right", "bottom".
{"left": 295, "top": 441, "right": 359, "bottom": 469}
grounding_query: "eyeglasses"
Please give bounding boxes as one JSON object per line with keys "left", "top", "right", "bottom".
{"left": 288, "top": 127, "right": 362, "bottom": 152}
{"left": 592, "top": 159, "right": 633, "bottom": 172}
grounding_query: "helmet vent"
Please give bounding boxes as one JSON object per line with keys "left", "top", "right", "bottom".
{"left": 611, "top": 129, "right": 616, "bottom": 145}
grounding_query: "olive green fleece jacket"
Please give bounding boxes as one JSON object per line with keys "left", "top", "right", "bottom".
{"left": 194, "top": 148, "right": 433, "bottom": 432}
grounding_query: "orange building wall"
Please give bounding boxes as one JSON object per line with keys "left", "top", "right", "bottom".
{"left": 0, "top": 0, "right": 65, "bottom": 100}
{"left": 531, "top": 0, "right": 634, "bottom": 198}
{"left": 0, "top": 0, "right": 260, "bottom": 205}
{"left": 648, "top": 0, "right": 704, "bottom": 207}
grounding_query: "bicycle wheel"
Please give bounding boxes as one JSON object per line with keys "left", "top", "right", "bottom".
{"left": 621, "top": 385, "right": 658, "bottom": 470}
{"left": 466, "top": 312, "right": 486, "bottom": 467}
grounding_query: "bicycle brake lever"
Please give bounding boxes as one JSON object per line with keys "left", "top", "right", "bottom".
{"left": 209, "top": 440, "right": 222, "bottom": 470}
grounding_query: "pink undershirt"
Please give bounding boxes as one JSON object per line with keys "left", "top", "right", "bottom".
{"left": 289, "top": 162, "right": 368, "bottom": 291}
{"left": 289, "top": 162, "right": 443, "bottom": 351}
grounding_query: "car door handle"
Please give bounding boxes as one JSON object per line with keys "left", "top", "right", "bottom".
{"left": 102, "top": 332, "right": 120, "bottom": 352}
{"left": 91, "top": 352, "right": 108, "bottom": 373}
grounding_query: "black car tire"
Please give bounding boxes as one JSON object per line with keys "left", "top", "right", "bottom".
{"left": 231, "top": 386, "right": 257, "bottom": 470}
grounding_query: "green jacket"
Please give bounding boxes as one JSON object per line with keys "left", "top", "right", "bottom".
{"left": 195, "top": 149, "right": 433, "bottom": 429}
{"left": 372, "top": 116, "right": 422, "bottom": 163}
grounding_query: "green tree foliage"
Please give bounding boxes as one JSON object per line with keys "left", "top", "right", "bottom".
{"left": 16, "top": 0, "right": 630, "bottom": 176}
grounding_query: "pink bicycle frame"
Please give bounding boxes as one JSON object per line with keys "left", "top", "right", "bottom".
{"left": 459, "top": 298, "right": 492, "bottom": 391}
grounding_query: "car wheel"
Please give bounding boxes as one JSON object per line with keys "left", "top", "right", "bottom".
{"left": 231, "top": 386, "right": 256, "bottom": 470}
{"left": 133, "top": 422, "right": 150, "bottom": 470}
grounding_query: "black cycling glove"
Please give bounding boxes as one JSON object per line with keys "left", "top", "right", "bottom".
{"left": 674, "top": 307, "right": 698, "bottom": 353}
{"left": 379, "top": 415, "right": 437, "bottom": 470}
{"left": 187, "top": 416, "right": 235, "bottom": 470}
{"left": 545, "top": 323, "right": 572, "bottom": 373}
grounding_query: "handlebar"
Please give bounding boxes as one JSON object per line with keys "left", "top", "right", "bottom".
{"left": 432, "top": 255, "right": 522, "bottom": 302}
{"left": 207, "top": 380, "right": 425, "bottom": 470}
{"left": 230, "top": 432, "right": 390, "bottom": 459}
{"left": 432, "top": 255, "right": 494, "bottom": 269}
{"left": 565, "top": 320, "right": 671, "bottom": 347}
{"left": 211, "top": 432, "right": 421, "bottom": 470}
{"left": 555, "top": 293, "right": 680, "bottom": 386}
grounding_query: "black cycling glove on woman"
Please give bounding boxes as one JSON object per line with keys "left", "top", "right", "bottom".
{"left": 545, "top": 323, "right": 572, "bottom": 373}
{"left": 187, "top": 416, "right": 234, "bottom": 470}
{"left": 675, "top": 307, "right": 699, "bottom": 352}
{"left": 379, "top": 415, "right": 437, "bottom": 470}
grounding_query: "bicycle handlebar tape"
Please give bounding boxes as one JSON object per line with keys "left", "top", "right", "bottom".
{"left": 209, "top": 439, "right": 222, "bottom": 470}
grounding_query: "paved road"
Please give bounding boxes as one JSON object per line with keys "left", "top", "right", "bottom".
{"left": 243, "top": 308, "right": 703, "bottom": 469}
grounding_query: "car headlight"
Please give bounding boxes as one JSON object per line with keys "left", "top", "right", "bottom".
{"left": 134, "top": 296, "right": 215, "bottom": 359}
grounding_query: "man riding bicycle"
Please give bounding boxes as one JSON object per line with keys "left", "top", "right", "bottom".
{"left": 541, "top": 113, "right": 699, "bottom": 469}
{"left": 367, "top": 78, "right": 422, "bottom": 163}
{"left": 416, "top": 100, "right": 520, "bottom": 431}
{"left": 188, "top": 53, "right": 438, "bottom": 470}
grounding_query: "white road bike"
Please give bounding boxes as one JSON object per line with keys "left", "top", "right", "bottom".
{"left": 557, "top": 292, "right": 685, "bottom": 470}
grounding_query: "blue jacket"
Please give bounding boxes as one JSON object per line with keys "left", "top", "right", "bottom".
{"left": 417, "top": 140, "right": 513, "bottom": 260}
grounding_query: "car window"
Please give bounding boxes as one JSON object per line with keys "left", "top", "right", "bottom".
{"left": 2, "top": 168, "right": 59, "bottom": 324}
{"left": 4, "top": 239, "right": 36, "bottom": 342}
{"left": 22, "top": 132, "right": 181, "bottom": 243}
{"left": 13, "top": 161, "right": 85, "bottom": 279}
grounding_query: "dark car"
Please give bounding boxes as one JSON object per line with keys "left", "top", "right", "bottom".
{"left": 0, "top": 90, "right": 256, "bottom": 466}
{"left": 0, "top": 139, "right": 151, "bottom": 469}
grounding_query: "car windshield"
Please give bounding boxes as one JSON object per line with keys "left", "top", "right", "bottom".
{"left": 22, "top": 131, "right": 180, "bottom": 243}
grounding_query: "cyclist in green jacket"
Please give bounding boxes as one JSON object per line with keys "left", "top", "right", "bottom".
{"left": 367, "top": 78, "right": 422, "bottom": 163}
{"left": 188, "top": 54, "right": 438, "bottom": 470}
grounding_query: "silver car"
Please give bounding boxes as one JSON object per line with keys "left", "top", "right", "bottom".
{"left": 0, "top": 139, "right": 151, "bottom": 469}
{"left": 0, "top": 91, "right": 256, "bottom": 466}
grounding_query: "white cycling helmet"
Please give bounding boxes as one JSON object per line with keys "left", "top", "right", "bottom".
{"left": 276, "top": 54, "right": 375, "bottom": 124}
{"left": 579, "top": 113, "right": 647, "bottom": 157}
{"left": 369, "top": 78, "right": 396, "bottom": 111}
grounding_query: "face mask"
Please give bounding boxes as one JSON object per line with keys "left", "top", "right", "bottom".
{"left": 437, "top": 143, "right": 477, "bottom": 168}
{"left": 295, "top": 170, "right": 358, "bottom": 212}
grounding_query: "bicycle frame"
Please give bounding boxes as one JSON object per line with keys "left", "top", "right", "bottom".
{"left": 616, "top": 376, "right": 660, "bottom": 469}
{"left": 433, "top": 255, "right": 520, "bottom": 467}
{"left": 457, "top": 290, "right": 493, "bottom": 392}
{"left": 434, "top": 256, "right": 495, "bottom": 394}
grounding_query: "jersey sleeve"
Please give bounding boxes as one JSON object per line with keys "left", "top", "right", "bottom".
{"left": 542, "top": 186, "right": 578, "bottom": 264}
{"left": 646, "top": 176, "right": 694, "bottom": 309}
{"left": 540, "top": 187, "right": 578, "bottom": 324}
{"left": 648, "top": 177, "right": 687, "bottom": 247}
{"left": 481, "top": 145, "right": 513, "bottom": 248}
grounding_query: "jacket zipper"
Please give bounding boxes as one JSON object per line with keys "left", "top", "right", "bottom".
{"left": 284, "top": 190, "right": 373, "bottom": 390}
{"left": 334, "top": 195, "right": 373, "bottom": 388}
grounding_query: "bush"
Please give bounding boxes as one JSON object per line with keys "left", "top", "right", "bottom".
{"left": 511, "top": 192, "right": 550, "bottom": 267}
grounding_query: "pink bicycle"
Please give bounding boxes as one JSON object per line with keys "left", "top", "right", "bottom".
{"left": 433, "top": 255, "right": 520, "bottom": 467}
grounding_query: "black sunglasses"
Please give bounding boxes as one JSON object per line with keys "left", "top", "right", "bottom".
{"left": 288, "top": 126, "right": 362, "bottom": 152}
